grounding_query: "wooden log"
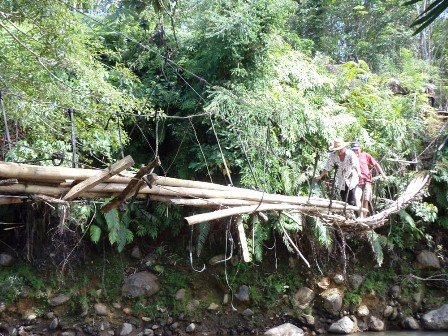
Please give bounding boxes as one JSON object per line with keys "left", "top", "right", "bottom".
{"left": 101, "top": 156, "right": 161, "bottom": 213}
{"left": 0, "top": 161, "right": 135, "bottom": 184}
{"left": 63, "top": 155, "right": 134, "bottom": 201}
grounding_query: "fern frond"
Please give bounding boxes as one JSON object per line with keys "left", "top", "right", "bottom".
{"left": 312, "top": 217, "right": 333, "bottom": 248}
{"left": 367, "top": 231, "right": 386, "bottom": 267}
{"left": 196, "top": 222, "right": 211, "bottom": 257}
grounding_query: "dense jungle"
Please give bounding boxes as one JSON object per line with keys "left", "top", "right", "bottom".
{"left": 1, "top": 0, "right": 448, "bottom": 335}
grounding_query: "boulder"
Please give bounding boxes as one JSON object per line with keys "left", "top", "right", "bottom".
{"left": 422, "top": 304, "right": 448, "bottom": 330}
{"left": 292, "top": 287, "right": 315, "bottom": 309}
{"left": 328, "top": 316, "right": 355, "bottom": 334}
{"left": 264, "top": 323, "right": 304, "bottom": 336}
{"left": 416, "top": 250, "right": 441, "bottom": 270}
{"left": 320, "top": 288, "right": 343, "bottom": 316}
{"left": 368, "top": 315, "right": 385, "bottom": 331}
{"left": 121, "top": 272, "right": 160, "bottom": 298}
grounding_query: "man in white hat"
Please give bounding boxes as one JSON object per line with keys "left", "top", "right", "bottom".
{"left": 316, "top": 138, "right": 361, "bottom": 207}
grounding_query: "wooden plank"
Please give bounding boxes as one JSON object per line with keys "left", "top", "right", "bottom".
{"left": 101, "top": 156, "right": 161, "bottom": 213}
{"left": 63, "top": 155, "right": 134, "bottom": 201}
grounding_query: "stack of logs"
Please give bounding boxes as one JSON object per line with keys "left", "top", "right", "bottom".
{"left": 0, "top": 156, "right": 364, "bottom": 226}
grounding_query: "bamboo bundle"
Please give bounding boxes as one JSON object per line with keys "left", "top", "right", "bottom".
{"left": 0, "top": 160, "right": 374, "bottom": 226}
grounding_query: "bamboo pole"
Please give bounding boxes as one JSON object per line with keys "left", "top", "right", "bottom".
{"left": 0, "top": 161, "right": 135, "bottom": 184}
{"left": 236, "top": 216, "right": 250, "bottom": 262}
{"left": 148, "top": 195, "right": 259, "bottom": 208}
{"left": 149, "top": 174, "right": 231, "bottom": 191}
{"left": 185, "top": 204, "right": 321, "bottom": 225}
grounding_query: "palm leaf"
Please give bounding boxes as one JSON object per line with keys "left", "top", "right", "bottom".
{"left": 404, "top": 0, "right": 448, "bottom": 34}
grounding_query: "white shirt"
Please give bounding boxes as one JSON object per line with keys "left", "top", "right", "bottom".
{"left": 323, "top": 149, "right": 360, "bottom": 191}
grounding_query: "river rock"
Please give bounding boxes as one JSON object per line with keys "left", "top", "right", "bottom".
{"left": 320, "top": 288, "right": 343, "bottom": 316}
{"left": 388, "top": 285, "right": 401, "bottom": 299}
{"left": 48, "top": 294, "right": 71, "bottom": 306}
{"left": 175, "top": 288, "right": 186, "bottom": 300}
{"left": 333, "top": 274, "right": 344, "bottom": 285}
{"left": 292, "top": 287, "right": 315, "bottom": 309}
{"left": 242, "top": 308, "right": 254, "bottom": 317}
{"left": 264, "top": 323, "right": 304, "bottom": 335}
{"left": 356, "top": 304, "right": 369, "bottom": 317}
{"left": 131, "top": 246, "right": 142, "bottom": 259}
{"left": 94, "top": 303, "right": 109, "bottom": 316}
{"left": 0, "top": 253, "right": 14, "bottom": 266}
{"left": 383, "top": 305, "right": 394, "bottom": 318}
{"left": 422, "top": 304, "right": 448, "bottom": 330}
{"left": 121, "top": 271, "right": 160, "bottom": 298}
{"left": 416, "top": 250, "right": 441, "bottom": 269}
{"left": 348, "top": 274, "right": 364, "bottom": 290}
{"left": 402, "top": 316, "right": 420, "bottom": 330}
{"left": 208, "top": 303, "right": 219, "bottom": 310}
{"left": 236, "top": 285, "right": 250, "bottom": 302}
{"left": 328, "top": 316, "right": 356, "bottom": 334}
{"left": 317, "top": 277, "right": 330, "bottom": 289}
{"left": 119, "top": 322, "right": 133, "bottom": 336}
{"left": 368, "top": 315, "right": 385, "bottom": 331}
{"left": 186, "top": 323, "right": 195, "bottom": 333}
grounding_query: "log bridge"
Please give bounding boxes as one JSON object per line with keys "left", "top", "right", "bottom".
{"left": 0, "top": 156, "right": 431, "bottom": 234}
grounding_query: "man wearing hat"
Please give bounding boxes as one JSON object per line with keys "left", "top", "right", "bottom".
{"left": 316, "top": 138, "right": 361, "bottom": 207}
{"left": 351, "top": 141, "right": 387, "bottom": 218}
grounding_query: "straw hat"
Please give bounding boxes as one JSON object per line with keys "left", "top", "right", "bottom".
{"left": 328, "top": 138, "right": 348, "bottom": 151}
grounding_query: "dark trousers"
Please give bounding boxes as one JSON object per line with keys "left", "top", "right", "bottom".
{"left": 429, "top": 97, "right": 435, "bottom": 107}
{"left": 340, "top": 184, "right": 357, "bottom": 206}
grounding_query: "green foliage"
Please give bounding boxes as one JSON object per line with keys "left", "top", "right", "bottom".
{"left": 361, "top": 268, "right": 396, "bottom": 297}
{"left": 246, "top": 216, "right": 271, "bottom": 262}
{"left": 411, "top": 202, "right": 438, "bottom": 223}
{"left": 366, "top": 231, "right": 388, "bottom": 267}
{"left": 0, "top": 263, "right": 43, "bottom": 303}
{"left": 310, "top": 217, "right": 333, "bottom": 248}
{"left": 387, "top": 209, "right": 426, "bottom": 249}
{"left": 225, "top": 261, "right": 304, "bottom": 308}
{"left": 344, "top": 291, "right": 362, "bottom": 307}
{"left": 133, "top": 269, "right": 194, "bottom": 317}
{"left": 196, "top": 222, "right": 211, "bottom": 257}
